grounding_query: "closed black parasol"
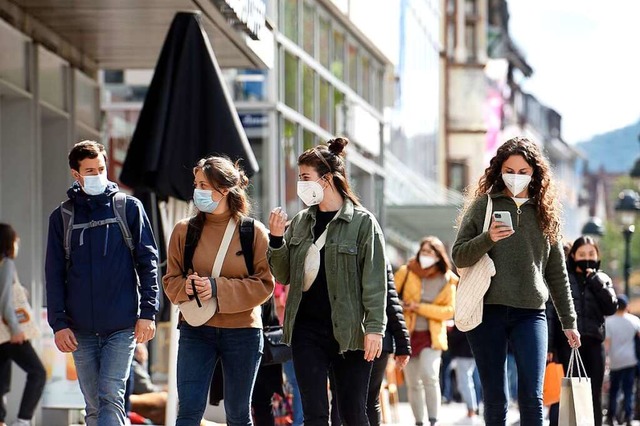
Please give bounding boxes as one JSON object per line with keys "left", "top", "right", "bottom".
{"left": 120, "top": 11, "right": 259, "bottom": 201}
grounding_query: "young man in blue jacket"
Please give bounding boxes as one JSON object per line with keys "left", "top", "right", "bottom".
{"left": 45, "top": 140, "right": 159, "bottom": 426}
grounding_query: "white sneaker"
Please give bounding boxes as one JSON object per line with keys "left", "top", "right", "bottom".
{"left": 9, "top": 419, "right": 30, "bottom": 426}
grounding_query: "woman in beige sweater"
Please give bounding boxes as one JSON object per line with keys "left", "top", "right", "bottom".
{"left": 163, "top": 156, "right": 274, "bottom": 426}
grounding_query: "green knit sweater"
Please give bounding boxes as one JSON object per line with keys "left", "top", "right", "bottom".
{"left": 452, "top": 193, "right": 577, "bottom": 330}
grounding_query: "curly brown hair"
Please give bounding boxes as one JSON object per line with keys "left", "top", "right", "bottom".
{"left": 461, "top": 136, "right": 562, "bottom": 244}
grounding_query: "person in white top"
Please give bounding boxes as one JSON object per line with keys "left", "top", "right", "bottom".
{"left": 604, "top": 294, "right": 640, "bottom": 426}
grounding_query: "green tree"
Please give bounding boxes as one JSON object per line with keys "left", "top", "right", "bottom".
{"left": 598, "top": 175, "right": 640, "bottom": 295}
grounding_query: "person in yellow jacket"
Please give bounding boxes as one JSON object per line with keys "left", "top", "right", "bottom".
{"left": 395, "top": 236, "right": 457, "bottom": 426}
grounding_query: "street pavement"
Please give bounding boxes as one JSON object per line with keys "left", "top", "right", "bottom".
{"left": 388, "top": 401, "right": 520, "bottom": 425}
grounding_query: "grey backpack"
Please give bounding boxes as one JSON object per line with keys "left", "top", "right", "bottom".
{"left": 60, "top": 192, "right": 134, "bottom": 267}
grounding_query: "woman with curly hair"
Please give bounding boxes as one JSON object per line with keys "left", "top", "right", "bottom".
{"left": 452, "top": 137, "right": 581, "bottom": 426}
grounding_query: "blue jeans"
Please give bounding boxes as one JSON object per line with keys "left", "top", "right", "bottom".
{"left": 176, "top": 324, "right": 262, "bottom": 426}
{"left": 453, "top": 357, "right": 478, "bottom": 411}
{"left": 467, "top": 305, "right": 547, "bottom": 426}
{"left": 283, "top": 359, "right": 304, "bottom": 426}
{"left": 609, "top": 366, "right": 635, "bottom": 422}
{"left": 73, "top": 328, "right": 136, "bottom": 426}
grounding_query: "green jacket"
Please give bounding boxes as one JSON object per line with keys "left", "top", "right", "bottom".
{"left": 452, "top": 193, "right": 577, "bottom": 330}
{"left": 267, "top": 199, "right": 387, "bottom": 353}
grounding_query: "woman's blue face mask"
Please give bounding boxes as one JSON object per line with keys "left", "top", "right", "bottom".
{"left": 193, "top": 189, "right": 220, "bottom": 213}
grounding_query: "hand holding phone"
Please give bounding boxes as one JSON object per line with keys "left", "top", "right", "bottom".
{"left": 489, "top": 211, "right": 515, "bottom": 242}
{"left": 492, "top": 211, "right": 513, "bottom": 230}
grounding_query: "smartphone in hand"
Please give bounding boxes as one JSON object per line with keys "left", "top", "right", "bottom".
{"left": 493, "top": 211, "right": 514, "bottom": 230}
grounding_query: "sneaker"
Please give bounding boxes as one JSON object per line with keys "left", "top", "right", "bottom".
{"left": 9, "top": 420, "right": 30, "bottom": 426}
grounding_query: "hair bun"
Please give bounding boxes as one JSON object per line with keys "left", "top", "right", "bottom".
{"left": 234, "top": 160, "right": 250, "bottom": 189}
{"left": 327, "top": 137, "right": 348, "bottom": 157}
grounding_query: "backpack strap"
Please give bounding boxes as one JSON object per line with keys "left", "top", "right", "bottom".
{"left": 60, "top": 200, "right": 75, "bottom": 264}
{"left": 60, "top": 192, "right": 135, "bottom": 269}
{"left": 112, "top": 192, "right": 135, "bottom": 254}
{"left": 183, "top": 216, "right": 202, "bottom": 278}
{"left": 239, "top": 217, "right": 255, "bottom": 276}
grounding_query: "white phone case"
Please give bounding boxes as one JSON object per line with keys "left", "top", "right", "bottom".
{"left": 492, "top": 211, "right": 513, "bottom": 229}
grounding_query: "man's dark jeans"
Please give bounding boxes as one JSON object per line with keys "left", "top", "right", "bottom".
{"left": 292, "top": 325, "right": 372, "bottom": 426}
{"left": 467, "top": 305, "right": 547, "bottom": 426}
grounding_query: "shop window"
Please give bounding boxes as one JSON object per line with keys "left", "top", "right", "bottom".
{"left": 319, "top": 79, "right": 330, "bottom": 130}
{"left": 38, "top": 47, "right": 67, "bottom": 111}
{"left": 303, "top": 1, "right": 315, "bottom": 56}
{"left": 319, "top": 17, "right": 330, "bottom": 68}
{"left": 0, "top": 22, "right": 28, "bottom": 90}
{"left": 234, "top": 69, "right": 266, "bottom": 101}
{"left": 448, "top": 160, "right": 468, "bottom": 193}
{"left": 75, "top": 70, "right": 100, "bottom": 129}
{"left": 348, "top": 43, "right": 358, "bottom": 91}
{"left": 283, "top": 0, "right": 299, "bottom": 42}
{"left": 283, "top": 119, "right": 300, "bottom": 214}
{"left": 332, "top": 88, "right": 345, "bottom": 134}
{"left": 361, "top": 56, "right": 370, "bottom": 102}
{"left": 303, "top": 130, "right": 315, "bottom": 150}
{"left": 465, "top": 0, "right": 476, "bottom": 16}
{"left": 303, "top": 64, "right": 315, "bottom": 119}
{"left": 465, "top": 23, "right": 477, "bottom": 63}
{"left": 331, "top": 30, "right": 345, "bottom": 80}
{"left": 284, "top": 51, "right": 299, "bottom": 109}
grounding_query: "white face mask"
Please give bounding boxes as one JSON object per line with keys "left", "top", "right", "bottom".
{"left": 82, "top": 173, "right": 109, "bottom": 196}
{"left": 419, "top": 255, "right": 438, "bottom": 269}
{"left": 297, "top": 178, "right": 325, "bottom": 206}
{"left": 502, "top": 173, "right": 531, "bottom": 196}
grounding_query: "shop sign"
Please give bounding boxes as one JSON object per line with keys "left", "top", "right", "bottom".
{"left": 214, "top": 0, "right": 266, "bottom": 40}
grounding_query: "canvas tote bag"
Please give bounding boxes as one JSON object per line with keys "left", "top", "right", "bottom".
{"left": 179, "top": 218, "right": 236, "bottom": 326}
{"left": 454, "top": 195, "right": 496, "bottom": 332}
{"left": 0, "top": 267, "right": 40, "bottom": 344}
{"left": 559, "top": 348, "right": 595, "bottom": 426}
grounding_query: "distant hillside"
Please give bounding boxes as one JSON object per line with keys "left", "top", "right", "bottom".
{"left": 576, "top": 121, "right": 640, "bottom": 174}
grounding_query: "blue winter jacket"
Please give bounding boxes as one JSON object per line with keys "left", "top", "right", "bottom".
{"left": 45, "top": 182, "right": 159, "bottom": 335}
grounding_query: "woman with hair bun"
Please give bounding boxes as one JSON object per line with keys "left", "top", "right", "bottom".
{"left": 268, "top": 138, "right": 387, "bottom": 425}
{"left": 163, "top": 156, "right": 275, "bottom": 426}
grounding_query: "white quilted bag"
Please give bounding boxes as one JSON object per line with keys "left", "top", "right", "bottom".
{"left": 455, "top": 195, "right": 496, "bottom": 332}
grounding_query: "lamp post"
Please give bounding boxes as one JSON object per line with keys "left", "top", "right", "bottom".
{"left": 614, "top": 190, "right": 640, "bottom": 297}
{"left": 581, "top": 216, "right": 604, "bottom": 238}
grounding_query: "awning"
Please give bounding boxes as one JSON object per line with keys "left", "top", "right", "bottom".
{"left": 384, "top": 151, "right": 464, "bottom": 251}
{"left": 386, "top": 204, "right": 462, "bottom": 250}
{"left": 5, "top": 0, "right": 268, "bottom": 70}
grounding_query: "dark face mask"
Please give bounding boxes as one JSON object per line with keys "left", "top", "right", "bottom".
{"left": 575, "top": 259, "right": 600, "bottom": 272}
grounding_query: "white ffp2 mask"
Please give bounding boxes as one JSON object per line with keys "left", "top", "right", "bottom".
{"left": 297, "top": 179, "right": 324, "bottom": 206}
{"left": 502, "top": 173, "right": 531, "bottom": 196}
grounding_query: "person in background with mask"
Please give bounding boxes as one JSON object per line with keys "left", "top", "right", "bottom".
{"left": 452, "top": 137, "right": 581, "bottom": 426}
{"left": 394, "top": 236, "right": 457, "bottom": 426}
{"left": 547, "top": 236, "right": 617, "bottom": 426}
{"left": 268, "top": 138, "right": 387, "bottom": 425}
{"left": 45, "top": 140, "right": 159, "bottom": 426}
{"left": 163, "top": 156, "right": 274, "bottom": 425}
